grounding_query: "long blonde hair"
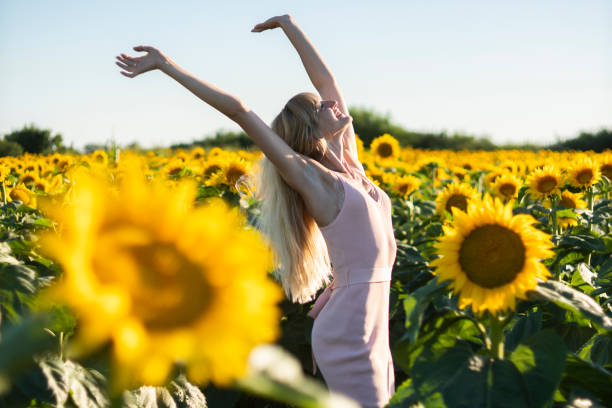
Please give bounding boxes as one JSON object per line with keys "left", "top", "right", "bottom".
{"left": 255, "top": 92, "right": 332, "bottom": 303}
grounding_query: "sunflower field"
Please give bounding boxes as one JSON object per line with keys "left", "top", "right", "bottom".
{"left": 0, "top": 134, "right": 611, "bottom": 408}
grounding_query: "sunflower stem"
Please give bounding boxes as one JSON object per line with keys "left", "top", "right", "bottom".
{"left": 488, "top": 314, "right": 505, "bottom": 359}
{"left": 0, "top": 182, "right": 6, "bottom": 206}
{"left": 408, "top": 195, "right": 415, "bottom": 245}
{"left": 550, "top": 195, "right": 559, "bottom": 238}
{"left": 587, "top": 186, "right": 594, "bottom": 266}
{"left": 473, "top": 318, "right": 492, "bottom": 351}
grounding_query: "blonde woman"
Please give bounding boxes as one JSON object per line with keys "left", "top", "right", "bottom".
{"left": 116, "top": 14, "right": 396, "bottom": 408}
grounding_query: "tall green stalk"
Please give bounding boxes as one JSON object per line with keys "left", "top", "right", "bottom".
{"left": 489, "top": 315, "right": 505, "bottom": 359}
{"left": 586, "top": 186, "right": 594, "bottom": 265}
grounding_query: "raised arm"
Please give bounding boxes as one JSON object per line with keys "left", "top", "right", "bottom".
{"left": 115, "top": 46, "right": 322, "bottom": 197}
{"left": 252, "top": 15, "right": 361, "bottom": 163}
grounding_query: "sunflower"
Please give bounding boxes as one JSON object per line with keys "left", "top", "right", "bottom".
{"left": 7, "top": 183, "right": 37, "bottom": 208}
{"left": 91, "top": 150, "right": 109, "bottom": 166}
{"left": 223, "top": 158, "right": 252, "bottom": 188}
{"left": 189, "top": 146, "right": 206, "bottom": 161}
{"left": 201, "top": 157, "right": 226, "bottom": 181}
{"left": 19, "top": 171, "right": 40, "bottom": 186}
{"left": 163, "top": 159, "right": 185, "bottom": 177}
{"left": 565, "top": 157, "right": 601, "bottom": 188}
{"left": 39, "top": 166, "right": 282, "bottom": 391}
{"left": 527, "top": 165, "right": 562, "bottom": 199}
{"left": 33, "top": 179, "right": 50, "bottom": 193}
{"left": 484, "top": 169, "right": 503, "bottom": 190}
{"left": 370, "top": 134, "right": 401, "bottom": 163}
{"left": 545, "top": 190, "right": 586, "bottom": 228}
{"left": 435, "top": 181, "right": 479, "bottom": 215}
{"left": 390, "top": 174, "right": 421, "bottom": 198}
{"left": 599, "top": 152, "right": 612, "bottom": 181}
{"left": 431, "top": 195, "right": 554, "bottom": 314}
{"left": 491, "top": 173, "right": 522, "bottom": 201}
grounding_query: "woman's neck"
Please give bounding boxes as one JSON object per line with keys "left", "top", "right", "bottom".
{"left": 319, "top": 133, "right": 347, "bottom": 173}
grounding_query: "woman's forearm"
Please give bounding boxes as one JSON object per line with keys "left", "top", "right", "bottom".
{"left": 160, "top": 58, "right": 245, "bottom": 119}
{"left": 280, "top": 17, "right": 335, "bottom": 90}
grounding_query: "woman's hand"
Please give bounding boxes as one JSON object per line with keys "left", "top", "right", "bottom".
{"left": 115, "top": 45, "right": 168, "bottom": 78}
{"left": 251, "top": 14, "right": 293, "bottom": 32}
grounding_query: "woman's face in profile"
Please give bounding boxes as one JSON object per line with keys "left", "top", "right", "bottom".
{"left": 315, "top": 98, "right": 352, "bottom": 139}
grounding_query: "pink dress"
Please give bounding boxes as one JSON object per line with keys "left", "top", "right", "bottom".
{"left": 308, "top": 149, "right": 397, "bottom": 408}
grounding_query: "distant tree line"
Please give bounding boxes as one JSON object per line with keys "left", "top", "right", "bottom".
{"left": 2, "top": 112, "right": 610, "bottom": 158}
{"left": 0, "top": 124, "right": 76, "bottom": 156}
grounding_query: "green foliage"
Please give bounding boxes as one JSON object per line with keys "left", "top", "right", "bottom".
{"left": 550, "top": 128, "right": 612, "bottom": 152}
{"left": 0, "top": 140, "right": 24, "bottom": 157}
{"left": 171, "top": 130, "right": 255, "bottom": 151}
{"left": 3, "top": 124, "right": 65, "bottom": 155}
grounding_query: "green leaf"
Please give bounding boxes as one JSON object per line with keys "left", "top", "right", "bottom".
{"left": 509, "top": 329, "right": 567, "bottom": 408}
{"left": 387, "top": 378, "right": 419, "bottom": 407}
{"left": 32, "top": 217, "right": 54, "bottom": 229}
{"left": 487, "top": 360, "right": 532, "bottom": 408}
{"left": 235, "top": 344, "right": 360, "bottom": 408}
{"left": 0, "top": 314, "right": 56, "bottom": 387}
{"left": 402, "top": 278, "right": 450, "bottom": 344}
{"left": 556, "top": 208, "right": 577, "bottom": 219}
{"left": 558, "top": 235, "right": 607, "bottom": 253}
{"left": 38, "top": 356, "right": 108, "bottom": 408}
{"left": 411, "top": 341, "right": 475, "bottom": 400}
{"left": 560, "top": 354, "right": 612, "bottom": 403}
{"left": 528, "top": 280, "right": 612, "bottom": 331}
{"left": 123, "top": 375, "right": 207, "bottom": 408}
{"left": 578, "top": 333, "right": 612, "bottom": 367}
{"left": 577, "top": 263, "right": 598, "bottom": 288}
{"left": 505, "top": 309, "right": 542, "bottom": 353}
{"left": 0, "top": 263, "right": 38, "bottom": 294}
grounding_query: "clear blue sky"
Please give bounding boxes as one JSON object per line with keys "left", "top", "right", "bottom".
{"left": 1, "top": 0, "right": 610, "bottom": 150}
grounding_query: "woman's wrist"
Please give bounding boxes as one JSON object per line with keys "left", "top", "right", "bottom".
{"left": 279, "top": 14, "right": 295, "bottom": 29}
{"left": 159, "top": 55, "right": 176, "bottom": 75}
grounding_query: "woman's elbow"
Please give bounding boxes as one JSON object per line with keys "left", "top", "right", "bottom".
{"left": 227, "top": 99, "right": 250, "bottom": 122}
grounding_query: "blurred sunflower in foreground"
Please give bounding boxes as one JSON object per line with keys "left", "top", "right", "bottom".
{"left": 39, "top": 165, "right": 282, "bottom": 391}
{"left": 431, "top": 195, "right": 554, "bottom": 314}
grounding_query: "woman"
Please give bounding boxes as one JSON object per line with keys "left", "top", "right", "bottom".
{"left": 116, "top": 14, "right": 396, "bottom": 407}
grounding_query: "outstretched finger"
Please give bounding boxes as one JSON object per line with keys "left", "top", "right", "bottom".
{"left": 133, "top": 45, "right": 154, "bottom": 52}
{"left": 120, "top": 53, "right": 137, "bottom": 62}
{"left": 116, "top": 55, "right": 135, "bottom": 66}
{"left": 115, "top": 60, "right": 131, "bottom": 70}
{"left": 120, "top": 70, "right": 138, "bottom": 78}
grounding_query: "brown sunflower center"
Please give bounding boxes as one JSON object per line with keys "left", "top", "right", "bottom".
{"left": 459, "top": 225, "right": 525, "bottom": 288}
{"left": 398, "top": 183, "right": 412, "bottom": 195}
{"left": 376, "top": 143, "right": 393, "bottom": 158}
{"left": 21, "top": 175, "right": 36, "bottom": 184}
{"left": 34, "top": 182, "right": 47, "bottom": 192}
{"left": 601, "top": 164, "right": 612, "bottom": 180}
{"left": 93, "top": 226, "right": 212, "bottom": 331}
{"left": 576, "top": 169, "right": 594, "bottom": 185}
{"left": 445, "top": 194, "right": 468, "bottom": 213}
{"left": 204, "top": 165, "right": 221, "bottom": 178}
{"left": 536, "top": 176, "right": 557, "bottom": 193}
{"left": 129, "top": 242, "right": 211, "bottom": 331}
{"left": 226, "top": 167, "right": 246, "bottom": 185}
{"left": 559, "top": 195, "right": 576, "bottom": 208}
{"left": 499, "top": 183, "right": 517, "bottom": 198}
{"left": 168, "top": 166, "right": 183, "bottom": 176}
{"left": 94, "top": 154, "right": 106, "bottom": 163}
